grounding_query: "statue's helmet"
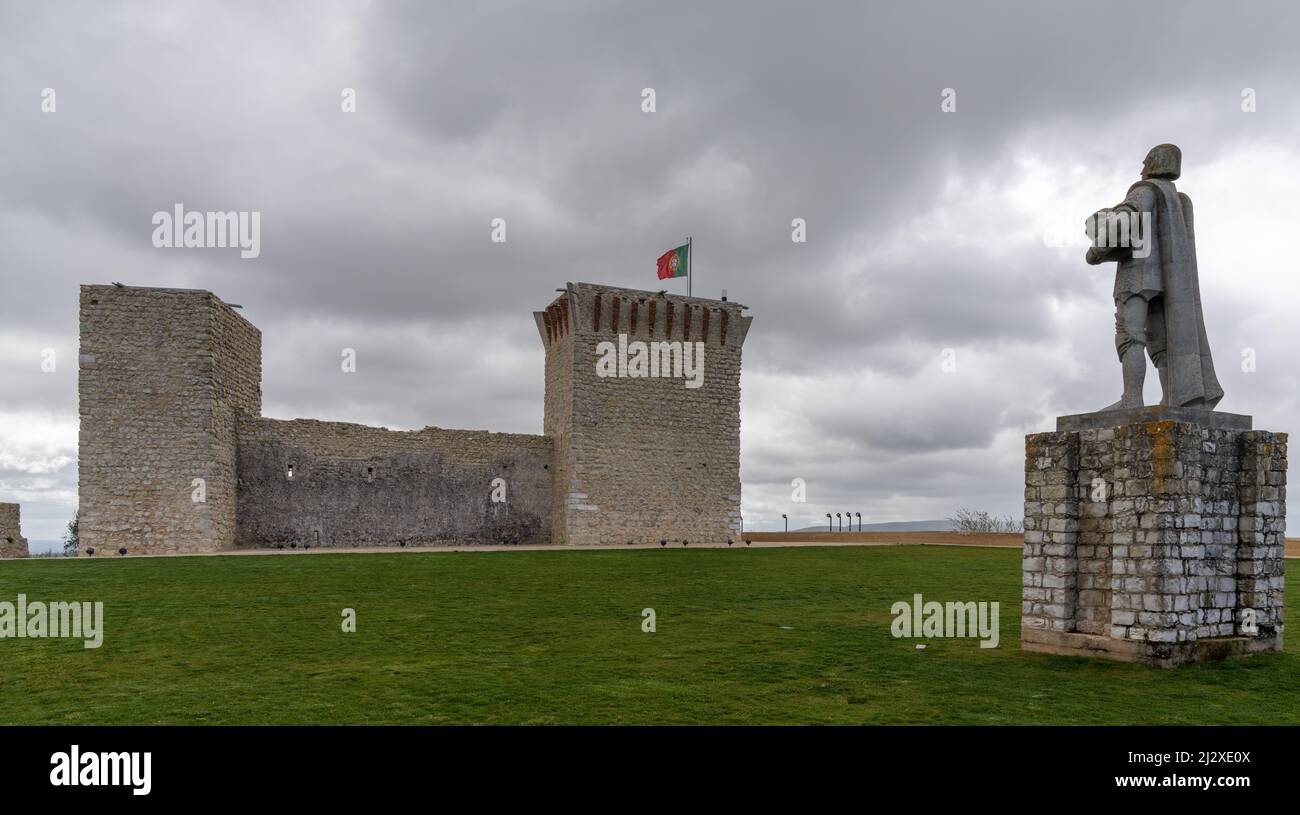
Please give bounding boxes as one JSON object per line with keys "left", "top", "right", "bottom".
{"left": 1143, "top": 143, "right": 1182, "bottom": 180}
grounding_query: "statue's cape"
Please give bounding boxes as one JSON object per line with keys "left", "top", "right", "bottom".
{"left": 1134, "top": 179, "right": 1223, "bottom": 409}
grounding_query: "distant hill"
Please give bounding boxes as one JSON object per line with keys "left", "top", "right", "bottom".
{"left": 794, "top": 519, "right": 953, "bottom": 533}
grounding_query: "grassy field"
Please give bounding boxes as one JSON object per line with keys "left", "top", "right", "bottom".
{"left": 1, "top": 545, "right": 1297, "bottom": 725}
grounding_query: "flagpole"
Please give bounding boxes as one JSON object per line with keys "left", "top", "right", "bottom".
{"left": 687, "top": 236, "right": 692, "bottom": 298}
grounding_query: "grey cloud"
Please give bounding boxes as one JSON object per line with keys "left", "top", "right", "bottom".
{"left": 3, "top": 0, "right": 1300, "bottom": 538}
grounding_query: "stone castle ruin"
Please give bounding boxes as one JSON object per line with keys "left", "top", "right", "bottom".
{"left": 0, "top": 503, "right": 28, "bottom": 559}
{"left": 76, "top": 282, "right": 751, "bottom": 554}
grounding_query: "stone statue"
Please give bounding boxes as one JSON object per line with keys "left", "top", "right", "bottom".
{"left": 1086, "top": 144, "right": 1223, "bottom": 411}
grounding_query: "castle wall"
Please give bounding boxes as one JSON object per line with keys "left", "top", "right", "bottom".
{"left": 77, "top": 280, "right": 749, "bottom": 553}
{"left": 538, "top": 295, "right": 577, "bottom": 544}
{"left": 78, "top": 285, "right": 261, "bottom": 555}
{"left": 0, "top": 503, "right": 28, "bottom": 559}
{"left": 541, "top": 283, "right": 751, "bottom": 546}
{"left": 211, "top": 292, "right": 264, "bottom": 551}
{"left": 235, "top": 417, "right": 553, "bottom": 547}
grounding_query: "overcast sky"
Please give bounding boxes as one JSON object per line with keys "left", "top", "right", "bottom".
{"left": 3, "top": 0, "right": 1300, "bottom": 545}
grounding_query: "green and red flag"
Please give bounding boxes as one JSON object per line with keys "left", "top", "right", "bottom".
{"left": 656, "top": 242, "right": 690, "bottom": 280}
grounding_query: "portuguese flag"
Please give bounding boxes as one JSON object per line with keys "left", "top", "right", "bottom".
{"left": 656, "top": 242, "right": 690, "bottom": 280}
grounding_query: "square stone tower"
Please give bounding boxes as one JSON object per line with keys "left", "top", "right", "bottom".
{"left": 536, "top": 282, "right": 752, "bottom": 545}
{"left": 78, "top": 285, "right": 261, "bottom": 554}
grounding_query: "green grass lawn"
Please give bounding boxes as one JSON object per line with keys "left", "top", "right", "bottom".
{"left": 1, "top": 545, "right": 1297, "bottom": 725}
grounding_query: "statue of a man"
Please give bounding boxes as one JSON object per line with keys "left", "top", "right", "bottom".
{"left": 1086, "top": 143, "right": 1223, "bottom": 411}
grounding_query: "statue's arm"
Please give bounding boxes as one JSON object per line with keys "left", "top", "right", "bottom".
{"left": 1085, "top": 186, "right": 1154, "bottom": 265}
{"left": 1179, "top": 192, "right": 1194, "bottom": 242}
{"left": 1085, "top": 206, "right": 1116, "bottom": 264}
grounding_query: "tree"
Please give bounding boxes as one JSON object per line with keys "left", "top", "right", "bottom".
{"left": 948, "top": 508, "right": 1022, "bottom": 534}
{"left": 62, "top": 510, "right": 79, "bottom": 557}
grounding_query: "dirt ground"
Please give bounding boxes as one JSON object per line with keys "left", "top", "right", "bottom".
{"left": 743, "top": 530, "right": 1300, "bottom": 558}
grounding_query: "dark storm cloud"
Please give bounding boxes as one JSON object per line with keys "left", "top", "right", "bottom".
{"left": 3, "top": 0, "right": 1300, "bottom": 539}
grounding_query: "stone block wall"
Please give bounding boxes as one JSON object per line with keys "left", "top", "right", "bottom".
{"left": 538, "top": 295, "right": 577, "bottom": 544}
{"left": 539, "top": 283, "right": 752, "bottom": 545}
{"left": 1023, "top": 419, "right": 1286, "bottom": 665}
{"left": 77, "top": 281, "right": 751, "bottom": 552}
{"left": 78, "top": 285, "right": 261, "bottom": 555}
{"left": 235, "top": 417, "right": 553, "bottom": 547}
{"left": 0, "top": 503, "right": 29, "bottom": 559}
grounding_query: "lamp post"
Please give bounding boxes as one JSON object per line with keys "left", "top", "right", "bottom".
{"left": 836, "top": 512, "right": 842, "bottom": 532}
{"left": 782, "top": 513, "right": 788, "bottom": 533}
{"left": 826, "top": 513, "right": 832, "bottom": 532}
{"left": 855, "top": 512, "right": 862, "bottom": 532}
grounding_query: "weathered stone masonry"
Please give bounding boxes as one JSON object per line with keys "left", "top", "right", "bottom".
{"left": 77, "top": 282, "right": 750, "bottom": 552}
{"left": 235, "top": 417, "right": 552, "bottom": 547}
{"left": 79, "top": 285, "right": 260, "bottom": 555}
{"left": 1022, "top": 416, "right": 1286, "bottom": 666}
{"left": 536, "top": 283, "right": 752, "bottom": 546}
{"left": 0, "top": 503, "right": 28, "bottom": 559}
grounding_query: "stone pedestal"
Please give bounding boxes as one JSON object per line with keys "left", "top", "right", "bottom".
{"left": 1021, "top": 409, "right": 1286, "bottom": 667}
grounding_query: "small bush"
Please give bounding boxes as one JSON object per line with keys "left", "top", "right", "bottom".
{"left": 62, "top": 510, "right": 79, "bottom": 557}
{"left": 948, "top": 508, "right": 1022, "bottom": 534}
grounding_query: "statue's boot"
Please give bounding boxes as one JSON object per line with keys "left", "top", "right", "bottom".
{"left": 1101, "top": 347, "right": 1147, "bottom": 411}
